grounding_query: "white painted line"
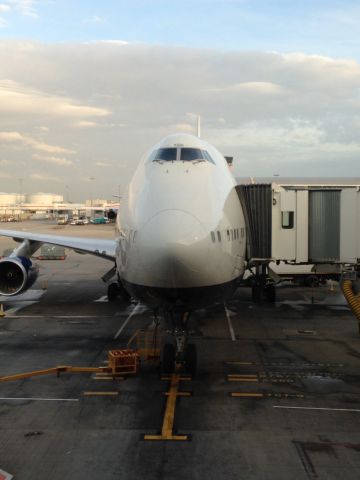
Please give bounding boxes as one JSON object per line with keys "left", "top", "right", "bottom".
{"left": 273, "top": 405, "right": 360, "bottom": 413}
{"left": 0, "top": 468, "right": 13, "bottom": 480}
{"left": 224, "top": 304, "right": 236, "bottom": 341}
{"left": 6, "top": 315, "right": 117, "bottom": 319}
{"left": 5, "top": 302, "right": 38, "bottom": 315}
{"left": 94, "top": 295, "right": 108, "bottom": 303}
{"left": 114, "top": 302, "right": 141, "bottom": 339}
{"left": 0, "top": 397, "right": 79, "bottom": 402}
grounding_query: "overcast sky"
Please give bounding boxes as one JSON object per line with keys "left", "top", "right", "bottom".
{"left": 0, "top": 1, "right": 360, "bottom": 200}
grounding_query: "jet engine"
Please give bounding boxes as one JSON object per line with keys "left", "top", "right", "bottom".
{"left": 0, "top": 256, "right": 39, "bottom": 296}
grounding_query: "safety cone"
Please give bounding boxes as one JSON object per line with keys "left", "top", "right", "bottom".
{"left": 0, "top": 304, "right": 5, "bottom": 317}
{"left": 329, "top": 280, "right": 335, "bottom": 292}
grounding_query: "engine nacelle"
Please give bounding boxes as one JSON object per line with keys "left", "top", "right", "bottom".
{"left": 0, "top": 256, "right": 39, "bottom": 296}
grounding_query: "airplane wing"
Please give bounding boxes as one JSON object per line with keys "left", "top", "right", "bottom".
{"left": 0, "top": 229, "right": 117, "bottom": 261}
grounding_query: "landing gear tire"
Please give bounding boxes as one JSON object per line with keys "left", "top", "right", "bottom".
{"left": 252, "top": 284, "right": 262, "bottom": 302}
{"left": 107, "top": 282, "right": 119, "bottom": 302}
{"left": 107, "top": 282, "right": 131, "bottom": 303}
{"left": 184, "top": 344, "right": 197, "bottom": 376}
{"left": 162, "top": 343, "right": 176, "bottom": 374}
{"left": 265, "top": 285, "right": 276, "bottom": 303}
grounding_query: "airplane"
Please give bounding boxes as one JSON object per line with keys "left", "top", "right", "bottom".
{"left": 0, "top": 133, "right": 247, "bottom": 374}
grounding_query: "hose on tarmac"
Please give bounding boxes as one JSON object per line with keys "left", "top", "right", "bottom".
{"left": 342, "top": 279, "right": 360, "bottom": 335}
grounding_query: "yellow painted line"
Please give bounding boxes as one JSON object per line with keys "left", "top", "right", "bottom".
{"left": 93, "top": 377, "right": 124, "bottom": 381}
{"left": 231, "top": 392, "right": 264, "bottom": 398}
{"left": 228, "top": 378, "right": 259, "bottom": 382}
{"left": 143, "top": 434, "right": 189, "bottom": 441}
{"left": 145, "top": 365, "right": 190, "bottom": 441}
{"left": 163, "top": 392, "right": 192, "bottom": 397}
{"left": 226, "top": 362, "right": 254, "bottom": 365}
{"left": 161, "top": 376, "right": 191, "bottom": 381}
{"left": 83, "top": 391, "right": 119, "bottom": 396}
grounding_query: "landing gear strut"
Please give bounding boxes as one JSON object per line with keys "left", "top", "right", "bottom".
{"left": 162, "top": 310, "right": 197, "bottom": 375}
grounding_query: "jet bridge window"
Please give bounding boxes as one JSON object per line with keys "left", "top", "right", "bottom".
{"left": 281, "top": 211, "right": 294, "bottom": 229}
{"left": 152, "top": 148, "right": 177, "bottom": 161}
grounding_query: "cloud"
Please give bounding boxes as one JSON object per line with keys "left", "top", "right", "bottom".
{"left": 0, "top": 41, "right": 360, "bottom": 198}
{"left": 0, "top": 16, "right": 6, "bottom": 27}
{"left": 0, "top": 4, "right": 10, "bottom": 12}
{"left": 0, "top": 80, "right": 110, "bottom": 119}
{"left": 8, "top": 0, "right": 38, "bottom": 18}
{"left": 95, "top": 161, "right": 111, "bottom": 167}
{"left": 174, "top": 123, "right": 194, "bottom": 133}
{"left": 74, "top": 120, "right": 98, "bottom": 128}
{"left": 87, "top": 40, "right": 129, "bottom": 46}
{"left": 30, "top": 173, "right": 60, "bottom": 182}
{"left": 0, "top": 131, "right": 75, "bottom": 154}
{"left": 208, "top": 81, "right": 285, "bottom": 95}
{"left": 83, "top": 15, "right": 105, "bottom": 24}
{"left": 32, "top": 153, "right": 73, "bottom": 166}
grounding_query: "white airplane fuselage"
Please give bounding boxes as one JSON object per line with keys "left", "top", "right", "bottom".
{"left": 116, "top": 133, "right": 246, "bottom": 310}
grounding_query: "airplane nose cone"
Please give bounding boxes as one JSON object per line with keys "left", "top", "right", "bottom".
{"left": 138, "top": 210, "right": 209, "bottom": 287}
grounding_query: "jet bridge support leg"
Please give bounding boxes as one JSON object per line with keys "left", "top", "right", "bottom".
{"left": 251, "top": 264, "right": 276, "bottom": 303}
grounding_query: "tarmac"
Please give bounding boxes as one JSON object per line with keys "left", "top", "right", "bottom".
{"left": 0, "top": 221, "right": 360, "bottom": 479}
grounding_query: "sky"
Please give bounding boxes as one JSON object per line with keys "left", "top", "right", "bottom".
{"left": 0, "top": 0, "right": 360, "bottom": 200}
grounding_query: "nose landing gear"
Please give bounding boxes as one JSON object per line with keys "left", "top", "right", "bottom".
{"left": 162, "top": 311, "right": 197, "bottom": 375}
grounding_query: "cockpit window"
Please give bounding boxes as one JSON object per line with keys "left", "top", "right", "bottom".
{"left": 153, "top": 148, "right": 177, "bottom": 161}
{"left": 202, "top": 150, "right": 215, "bottom": 164}
{"left": 151, "top": 147, "right": 215, "bottom": 164}
{"left": 180, "top": 148, "right": 204, "bottom": 161}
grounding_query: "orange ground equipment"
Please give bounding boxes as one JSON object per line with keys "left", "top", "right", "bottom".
{"left": 0, "top": 349, "right": 139, "bottom": 383}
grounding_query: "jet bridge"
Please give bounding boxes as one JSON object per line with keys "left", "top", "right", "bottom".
{"left": 236, "top": 182, "right": 360, "bottom": 312}
{"left": 236, "top": 182, "right": 360, "bottom": 270}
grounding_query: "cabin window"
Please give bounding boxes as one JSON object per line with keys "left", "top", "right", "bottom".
{"left": 133, "top": 231, "right": 137, "bottom": 243}
{"left": 281, "top": 211, "right": 294, "bottom": 229}
{"left": 227, "top": 229, "right": 230, "bottom": 241}
{"left": 231, "top": 230, "right": 234, "bottom": 241}
{"left": 217, "top": 231, "right": 221, "bottom": 242}
{"left": 241, "top": 227, "right": 245, "bottom": 238}
{"left": 211, "top": 231, "right": 215, "bottom": 243}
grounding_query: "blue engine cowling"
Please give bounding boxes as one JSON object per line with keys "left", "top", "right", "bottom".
{"left": 0, "top": 256, "right": 39, "bottom": 296}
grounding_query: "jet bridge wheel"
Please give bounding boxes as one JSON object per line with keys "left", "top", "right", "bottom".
{"left": 184, "top": 344, "right": 197, "bottom": 375}
{"left": 162, "top": 343, "right": 176, "bottom": 374}
{"left": 251, "top": 285, "right": 262, "bottom": 302}
{"left": 265, "top": 285, "right": 276, "bottom": 303}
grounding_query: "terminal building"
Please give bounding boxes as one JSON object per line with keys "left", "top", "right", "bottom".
{"left": 0, "top": 192, "right": 118, "bottom": 220}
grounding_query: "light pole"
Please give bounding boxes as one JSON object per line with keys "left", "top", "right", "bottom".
{"left": 89, "top": 177, "right": 95, "bottom": 219}
{"left": 18, "top": 178, "right": 23, "bottom": 219}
